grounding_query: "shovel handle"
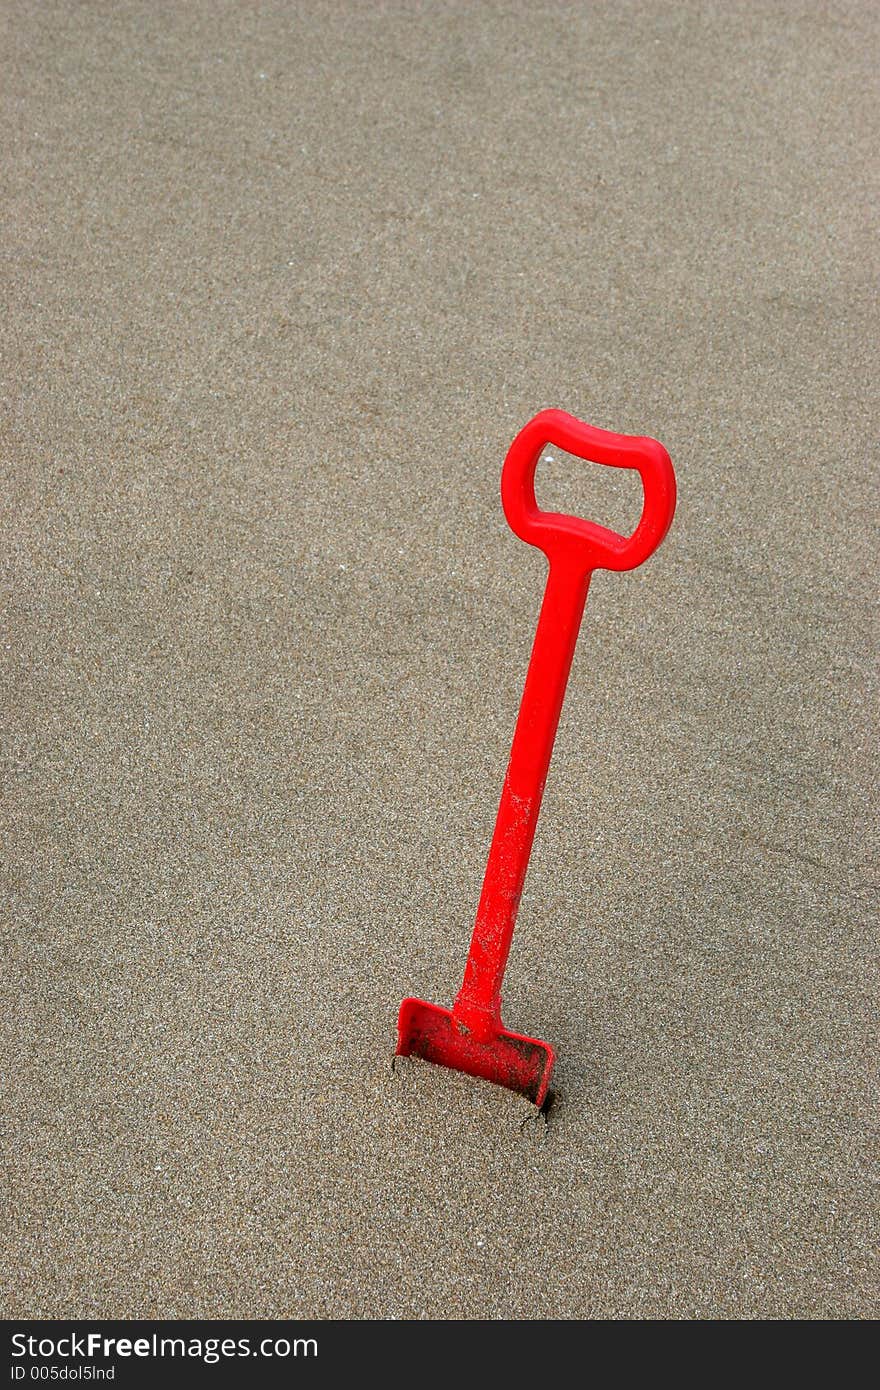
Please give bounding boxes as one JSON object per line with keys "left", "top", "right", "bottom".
{"left": 501, "top": 408, "right": 676, "bottom": 573}
{"left": 453, "top": 409, "right": 676, "bottom": 1042}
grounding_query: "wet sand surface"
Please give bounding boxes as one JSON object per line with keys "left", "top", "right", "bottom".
{"left": 2, "top": 1, "right": 877, "bottom": 1318}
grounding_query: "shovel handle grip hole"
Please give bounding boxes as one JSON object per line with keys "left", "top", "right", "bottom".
{"left": 535, "top": 446, "right": 644, "bottom": 542}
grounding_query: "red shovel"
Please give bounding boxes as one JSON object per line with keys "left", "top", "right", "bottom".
{"left": 397, "top": 409, "right": 676, "bottom": 1106}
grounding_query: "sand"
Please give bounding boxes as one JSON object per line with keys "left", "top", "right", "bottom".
{"left": 2, "top": 0, "right": 877, "bottom": 1319}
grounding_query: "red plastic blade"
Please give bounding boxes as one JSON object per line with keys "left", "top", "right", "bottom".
{"left": 397, "top": 997, "right": 554, "bottom": 1108}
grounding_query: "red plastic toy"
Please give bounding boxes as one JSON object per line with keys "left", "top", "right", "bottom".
{"left": 397, "top": 409, "right": 676, "bottom": 1106}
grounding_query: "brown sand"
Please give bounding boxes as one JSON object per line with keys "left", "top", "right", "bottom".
{"left": 2, "top": 1, "right": 877, "bottom": 1319}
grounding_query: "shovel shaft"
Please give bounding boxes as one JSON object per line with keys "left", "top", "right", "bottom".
{"left": 453, "top": 557, "right": 591, "bottom": 1038}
